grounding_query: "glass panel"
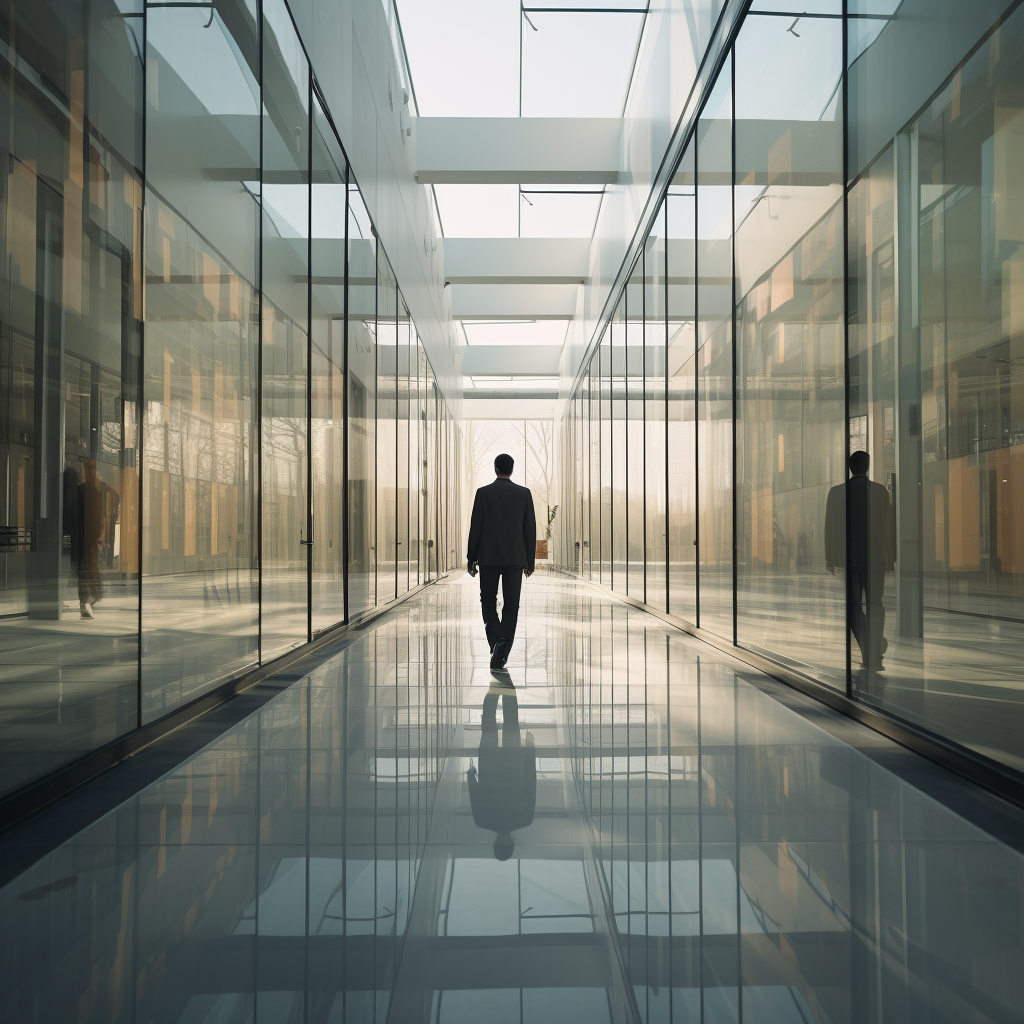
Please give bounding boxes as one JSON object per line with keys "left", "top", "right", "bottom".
{"left": 625, "top": 261, "right": 645, "bottom": 598}
{"left": 520, "top": 11, "right": 646, "bottom": 118}
{"left": 645, "top": 206, "right": 668, "bottom": 611}
{"left": 396, "top": 301, "right": 410, "bottom": 597}
{"left": 590, "top": 359, "right": 600, "bottom": 580}
{"left": 580, "top": 369, "right": 591, "bottom": 577}
{"left": 611, "top": 302, "right": 627, "bottom": 594}
{"left": 734, "top": 10, "right": 846, "bottom": 686}
{"left": 600, "top": 335, "right": 613, "bottom": 586}
{"left": 668, "top": 145, "right": 698, "bottom": 622}
{"left": 143, "top": 0, "right": 260, "bottom": 721}
{"left": 425, "top": 373, "right": 436, "bottom": 580}
{"left": 347, "top": 180, "right": 376, "bottom": 619}
{"left": 261, "top": 0, "right": 310, "bottom": 657}
{"left": 0, "top": 0, "right": 143, "bottom": 791}
{"left": 411, "top": 339, "right": 424, "bottom": 588}
{"left": 377, "top": 255, "right": 397, "bottom": 604}
{"left": 849, "top": 7, "right": 1024, "bottom": 770}
{"left": 696, "top": 57, "right": 734, "bottom": 639}
{"left": 311, "top": 99, "right": 346, "bottom": 633}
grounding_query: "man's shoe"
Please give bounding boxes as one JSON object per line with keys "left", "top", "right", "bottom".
{"left": 489, "top": 639, "right": 507, "bottom": 670}
{"left": 81, "top": 603, "right": 94, "bottom": 619}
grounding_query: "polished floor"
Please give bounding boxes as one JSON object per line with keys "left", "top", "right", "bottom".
{"left": 1, "top": 574, "right": 1023, "bottom": 1023}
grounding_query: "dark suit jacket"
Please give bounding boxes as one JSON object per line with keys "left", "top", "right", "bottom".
{"left": 824, "top": 474, "right": 896, "bottom": 572}
{"left": 467, "top": 477, "right": 537, "bottom": 571}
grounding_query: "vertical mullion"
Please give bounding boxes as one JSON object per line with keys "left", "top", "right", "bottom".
{"left": 663, "top": 202, "right": 670, "bottom": 615}
{"left": 307, "top": 79, "right": 313, "bottom": 643}
{"left": 730, "top": 47, "right": 738, "bottom": 649}
{"left": 257, "top": 0, "right": 264, "bottom": 662}
{"left": 694, "top": 133, "right": 701, "bottom": 630}
{"left": 373, "top": 239, "right": 378, "bottom": 605}
{"left": 342, "top": 161, "right": 350, "bottom": 623}
{"left": 842, "top": 0, "right": 852, "bottom": 699}
{"left": 642, "top": 251, "right": 648, "bottom": 605}
{"left": 138, "top": 0, "right": 148, "bottom": 729}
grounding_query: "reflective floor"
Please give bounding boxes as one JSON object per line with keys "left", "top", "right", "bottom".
{"left": 1, "top": 575, "right": 1023, "bottom": 1023}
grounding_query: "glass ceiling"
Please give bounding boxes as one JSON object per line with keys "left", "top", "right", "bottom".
{"left": 396, "top": 0, "right": 648, "bottom": 360}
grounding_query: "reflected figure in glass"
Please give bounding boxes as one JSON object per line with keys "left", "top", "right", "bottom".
{"left": 467, "top": 673, "right": 537, "bottom": 861}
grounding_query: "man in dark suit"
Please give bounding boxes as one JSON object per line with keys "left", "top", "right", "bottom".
{"left": 467, "top": 453, "right": 537, "bottom": 669}
{"left": 467, "top": 678, "right": 536, "bottom": 861}
{"left": 824, "top": 450, "right": 896, "bottom": 675}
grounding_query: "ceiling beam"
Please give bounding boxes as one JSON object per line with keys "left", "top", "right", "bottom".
{"left": 444, "top": 238, "right": 590, "bottom": 284}
{"left": 459, "top": 345, "right": 562, "bottom": 375}
{"left": 450, "top": 283, "right": 579, "bottom": 320}
{"left": 415, "top": 117, "right": 620, "bottom": 185}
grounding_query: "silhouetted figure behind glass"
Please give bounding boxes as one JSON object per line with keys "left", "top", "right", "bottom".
{"left": 825, "top": 450, "right": 896, "bottom": 674}
{"left": 466, "top": 676, "right": 536, "bottom": 861}
{"left": 72, "top": 458, "right": 120, "bottom": 620}
{"left": 467, "top": 453, "right": 537, "bottom": 670}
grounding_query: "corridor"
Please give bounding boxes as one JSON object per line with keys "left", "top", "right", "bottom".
{"left": 1, "top": 574, "right": 1022, "bottom": 1024}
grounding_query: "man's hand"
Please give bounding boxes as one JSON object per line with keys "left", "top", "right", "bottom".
{"left": 524, "top": 567, "right": 534, "bottom": 578}
{"left": 467, "top": 560, "right": 478, "bottom": 577}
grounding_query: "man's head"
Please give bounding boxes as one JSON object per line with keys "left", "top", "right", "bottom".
{"left": 83, "top": 458, "right": 98, "bottom": 483}
{"left": 494, "top": 453, "right": 514, "bottom": 478}
{"left": 849, "top": 450, "right": 869, "bottom": 476}
{"left": 493, "top": 833, "right": 514, "bottom": 861}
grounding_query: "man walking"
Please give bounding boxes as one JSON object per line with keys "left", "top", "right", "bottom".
{"left": 467, "top": 453, "right": 537, "bottom": 669}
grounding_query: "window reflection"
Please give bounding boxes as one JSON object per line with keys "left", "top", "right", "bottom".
{"left": 645, "top": 210, "right": 668, "bottom": 611}
{"left": 559, "top": 0, "right": 1024, "bottom": 779}
{"left": 311, "top": 99, "right": 346, "bottom": 633}
{"left": 143, "top": 0, "right": 260, "bottom": 720}
{"left": 625, "top": 261, "right": 645, "bottom": 599}
{"left": 0, "top": 0, "right": 144, "bottom": 792}
{"left": 377, "top": 254, "right": 397, "bottom": 604}
{"left": 734, "top": 9, "right": 846, "bottom": 684}
{"left": 849, "top": 6, "right": 1024, "bottom": 769}
{"left": 696, "top": 61, "right": 734, "bottom": 640}
{"left": 348, "top": 181, "right": 376, "bottom": 618}
{"left": 0, "top": 0, "right": 459, "bottom": 802}
{"left": 261, "top": 0, "right": 310, "bottom": 657}
{"left": 667, "top": 147, "right": 697, "bottom": 623}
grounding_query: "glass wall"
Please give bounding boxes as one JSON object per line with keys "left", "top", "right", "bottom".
{"left": 347, "top": 183, "right": 377, "bottom": 618}
{"left": 143, "top": 0, "right": 261, "bottom": 719}
{"left": 261, "top": 0, "right": 310, "bottom": 659}
{"left": 667, "top": 145, "right": 697, "bottom": 622}
{"left": 377, "top": 255, "right": 397, "bottom": 605}
{"left": 734, "top": 6, "right": 846, "bottom": 685}
{"left": 696, "top": 58, "right": 734, "bottom": 641}
{"left": 625, "top": 260, "right": 645, "bottom": 599}
{"left": 0, "top": 2, "right": 460, "bottom": 805}
{"left": 0, "top": 0, "right": 144, "bottom": 790}
{"left": 311, "top": 99, "right": 347, "bottom": 634}
{"left": 644, "top": 208, "right": 668, "bottom": 611}
{"left": 559, "top": 0, "right": 1024, "bottom": 777}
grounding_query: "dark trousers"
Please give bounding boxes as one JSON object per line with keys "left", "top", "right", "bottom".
{"left": 478, "top": 565, "right": 524, "bottom": 655}
{"left": 78, "top": 543, "right": 101, "bottom": 607}
{"left": 849, "top": 565, "right": 886, "bottom": 668}
{"left": 481, "top": 692, "right": 521, "bottom": 749}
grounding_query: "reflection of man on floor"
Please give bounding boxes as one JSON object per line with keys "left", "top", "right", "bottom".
{"left": 467, "top": 678, "right": 536, "bottom": 861}
{"left": 825, "top": 450, "right": 896, "bottom": 674}
{"left": 74, "top": 459, "right": 120, "bottom": 620}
